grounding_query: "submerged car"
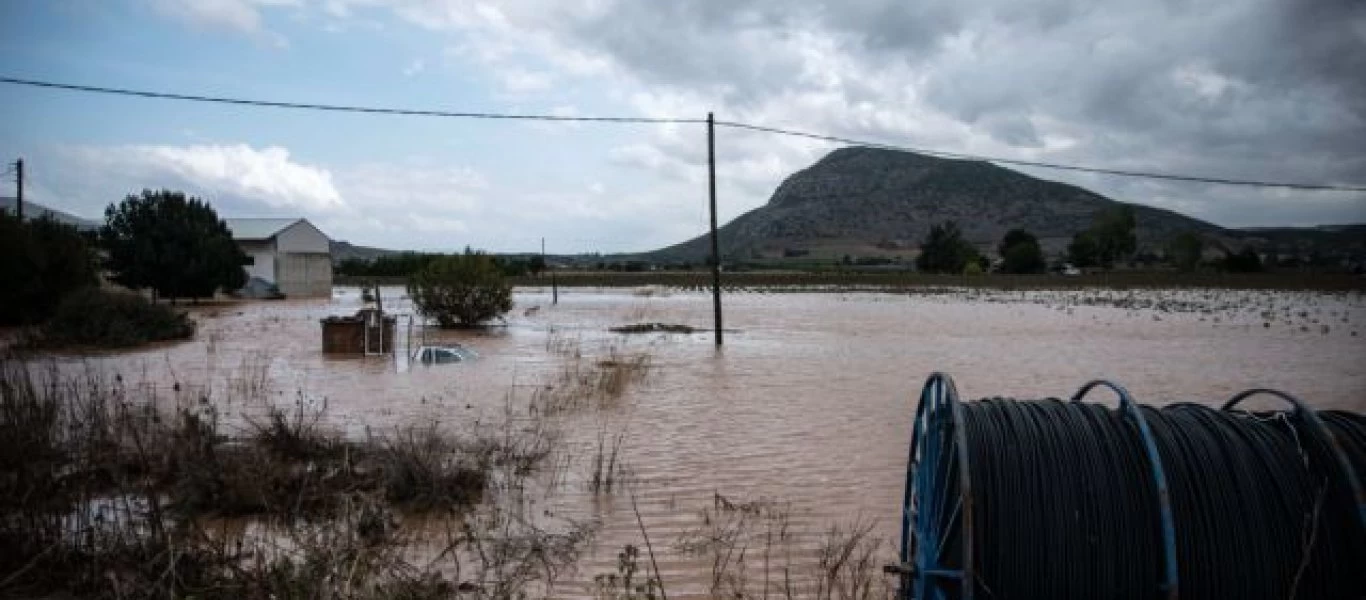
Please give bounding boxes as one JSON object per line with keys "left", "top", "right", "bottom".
{"left": 412, "top": 345, "right": 478, "bottom": 365}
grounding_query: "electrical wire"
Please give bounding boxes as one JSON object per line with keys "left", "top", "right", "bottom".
{"left": 0, "top": 76, "right": 703, "bottom": 124}
{"left": 4, "top": 75, "right": 1365, "bottom": 192}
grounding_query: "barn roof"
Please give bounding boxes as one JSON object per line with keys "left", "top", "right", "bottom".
{"left": 225, "top": 218, "right": 304, "bottom": 240}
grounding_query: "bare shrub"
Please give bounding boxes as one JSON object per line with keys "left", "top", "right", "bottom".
{"left": 674, "top": 493, "right": 895, "bottom": 600}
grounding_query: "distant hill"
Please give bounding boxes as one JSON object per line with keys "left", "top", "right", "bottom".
{"left": 0, "top": 197, "right": 98, "bottom": 230}
{"left": 330, "top": 240, "right": 402, "bottom": 264}
{"left": 1234, "top": 225, "right": 1366, "bottom": 259}
{"left": 646, "top": 147, "right": 1240, "bottom": 262}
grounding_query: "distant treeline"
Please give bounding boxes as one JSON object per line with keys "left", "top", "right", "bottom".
{"left": 335, "top": 252, "right": 546, "bottom": 278}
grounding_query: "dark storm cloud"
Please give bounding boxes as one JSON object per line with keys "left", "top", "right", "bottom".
{"left": 539, "top": 0, "right": 1365, "bottom": 224}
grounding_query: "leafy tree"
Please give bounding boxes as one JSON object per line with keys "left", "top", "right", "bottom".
{"left": 1068, "top": 231, "right": 1100, "bottom": 269}
{"left": 996, "top": 228, "right": 1046, "bottom": 274}
{"left": 917, "top": 221, "right": 979, "bottom": 274}
{"left": 1166, "top": 232, "right": 1205, "bottom": 272}
{"left": 407, "top": 251, "right": 513, "bottom": 328}
{"left": 0, "top": 211, "right": 99, "bottom": 325}
{"left": 100, "top": 190, "right": 247, "bottom": 301}
{"left": 1220, "top": 248, "right": 1264, "bottom": 273}
{"left": 1090, "top": 206, "right": 1137, "bottom": 269}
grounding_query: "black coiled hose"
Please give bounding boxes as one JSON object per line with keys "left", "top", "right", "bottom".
{"left": 957, "top": 399, "right": 1365, "bottom": 600}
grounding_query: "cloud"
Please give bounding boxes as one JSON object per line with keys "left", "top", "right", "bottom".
{"left": 402, "top": 58, "right": 426, "bottom": 76}
{"left": 149, "top": 0, "right": 297, "bottom": 45}
{"left": 65, "top": 143, "right": 344, "bottom": 213}
{"left": 31, "top": 142, "right": 695, "bottom": 252}
{"left": 330, "top": 0, "right": 1365, "bottom": 229}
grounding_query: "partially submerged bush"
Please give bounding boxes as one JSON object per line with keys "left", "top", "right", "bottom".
{"left": 33, "top": 288, "right": 195, "bottom": 348}
{"left": 408, "top": 251, "right": 514, "bottom": 328}
{"left": 534, "top": 340, "right": 653, "bottom": 413}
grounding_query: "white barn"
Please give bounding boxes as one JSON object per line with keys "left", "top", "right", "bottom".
{"left": 225, "top": 218, "right": 333, "bottom": 298}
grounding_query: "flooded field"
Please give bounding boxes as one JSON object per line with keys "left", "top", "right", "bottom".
{"left": 34, "top": 285, "right": 1366, "bottom": 597}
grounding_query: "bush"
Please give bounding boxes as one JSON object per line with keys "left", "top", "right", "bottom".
{"left": 0, "top": 211, "right": 98, "bottom": 325}
{"left": 408, "top": 251, "right": 513, "bottom": 328}
{"left": 34, "top": 288, "right": 195, "bottom": 348}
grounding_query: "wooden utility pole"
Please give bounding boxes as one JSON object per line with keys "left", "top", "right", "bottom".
{"left": 13, "top": 158, "right": 22, "bottom": 219}
{"left": 707, "top": 113, "right": 723, "bottom": 346}
{"left": 543, "top": 237, "right": 558, "bottom": 305}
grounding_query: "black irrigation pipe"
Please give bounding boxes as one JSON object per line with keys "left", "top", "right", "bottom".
{"left": 904, "top": 376, "right": 1366, "bottom": 600}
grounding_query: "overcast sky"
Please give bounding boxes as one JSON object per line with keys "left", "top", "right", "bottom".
{"left": 1, "top": 0, "right": 1363, "bottom": 252}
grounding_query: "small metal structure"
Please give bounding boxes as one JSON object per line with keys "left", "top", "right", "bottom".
{"left": 321, "top": 308, "right": 396, "bottom": 355}
{"left": 321, "top": 285, "right": 397, "bottom": 355}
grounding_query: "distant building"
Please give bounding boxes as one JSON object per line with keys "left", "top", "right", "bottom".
{"left": 225, "top": 218, "right": 332, "bottom": 298}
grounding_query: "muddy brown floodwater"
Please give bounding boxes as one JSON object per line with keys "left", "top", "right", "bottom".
{"left": 47, "top": 286, "right": 1366, "bottom": 597}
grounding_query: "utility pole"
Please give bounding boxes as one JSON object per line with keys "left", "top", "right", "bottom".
{"left": 707, "top": 113, "right": 723, "bottom": 346}
{"left": 13, "top": 158, "right": 22, "bottom": 219}
{"left": 543, "top": 237, "right": 558, "bottom": 305}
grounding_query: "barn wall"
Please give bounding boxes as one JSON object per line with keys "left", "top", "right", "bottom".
{"left": 276, "top": 252, "right": 333, "bottom": 297}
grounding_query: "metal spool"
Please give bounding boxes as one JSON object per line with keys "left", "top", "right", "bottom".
{"left": 898, "top": 372, "right": 972, "bottom": 600}
{"left": 897, "top": 375, "right": 1180, "bottom": 600}
{"left": 897, "top": 375, "right": 1366, "bottom": 599}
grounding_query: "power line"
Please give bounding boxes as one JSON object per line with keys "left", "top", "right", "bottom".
{"left": 713, "top": 120, "right": 1366, "bottom": 192}
{"left": 0, "top": 76, "right": 703, "bottom": 124}
{"left": 3, "top": 75, "right": 1363, "bottom": 192}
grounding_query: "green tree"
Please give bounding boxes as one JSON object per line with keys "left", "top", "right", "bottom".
{"left": 997, "top": 228, "right": 1046, "bottom": 274}
{"left": 916, "top": 221, "right": 979, "bottom": 274}
{"left": 99, "top": 190, "right": 247, "bottom": 301}
{"left": 0, "top": 211, "right": 99, "bottom": 325}
{"left": 1166, "top": 232, "right": 1205, "bottom": 272}
{"left": 1090, "top": 206, "right": 1137, "bottom": 269}
{"left": 1068, "top": 231, "right": 1100, "bottom": 269}
{"left": 407, "top": 251, "right": 513, "bottom": 328}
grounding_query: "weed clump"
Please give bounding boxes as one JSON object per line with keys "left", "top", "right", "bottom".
{"left": 535, "top": 334, "right": 653, "bottom": 414}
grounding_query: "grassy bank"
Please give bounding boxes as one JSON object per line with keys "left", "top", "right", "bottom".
{"left": 337, "top": 271, "right": 1366, "bottom": 292}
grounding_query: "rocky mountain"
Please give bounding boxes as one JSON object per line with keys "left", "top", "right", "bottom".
{"left": 647, "top": 147, "right": 1234, "bottom": 261}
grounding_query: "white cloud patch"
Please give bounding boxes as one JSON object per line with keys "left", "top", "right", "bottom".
{"left": 402, "top": 58, "right": 426, "bottom": 76}
{"left": 149, "top": 0, "right": 297, "bottom": 45}
{"left": 123, "top": 144, "right": 344, "bottom": 212}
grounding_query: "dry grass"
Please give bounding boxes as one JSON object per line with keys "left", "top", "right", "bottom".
{"left": 673, "top": 493, "right": 895, "bottom": 600}
{"left": 534, "top": 332, "right": 653, "bottom": 415}
{"left": 0, "top": 356, "right": 587, "bottom": 599}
